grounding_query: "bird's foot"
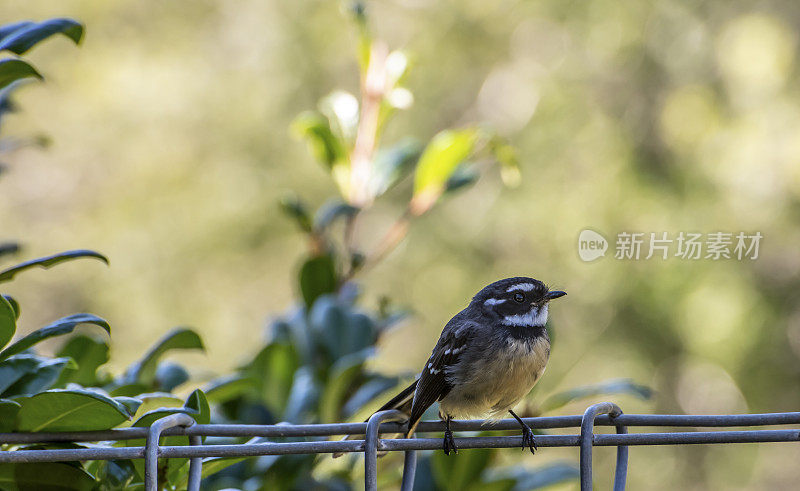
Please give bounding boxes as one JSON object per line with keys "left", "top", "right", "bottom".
{"left": 520, "top": 424, "right": 537, "bottom": 454}
{"left": 443, "top": 428, "right": 458, "bottom": 455}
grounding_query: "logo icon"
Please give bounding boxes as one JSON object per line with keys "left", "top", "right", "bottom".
{"left": 578, "top": 229, "right": 608, "bottom": 262}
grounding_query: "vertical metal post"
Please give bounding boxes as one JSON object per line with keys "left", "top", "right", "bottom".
{"left": 580, "top": 402, "right": 627, "bottom": 491}
{"left": 365, "top": 410, "right": 407, "bottom": 491}
{"left": 400, "top": 432, "right": 417, "bottom": 491}
{"left": 144, "top": 413, "right": 198, "bottom": 491}
{"left": 187, "top": 435, "right": 203, "bottom": 491}
{"left": 612, "top": 414, "right": 628, "bottom": 491}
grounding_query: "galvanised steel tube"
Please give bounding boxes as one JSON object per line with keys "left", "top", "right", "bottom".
{"left": 364, "top": 410, "right": 407, "bottom": 491}
{"left": 0, "top": 430, "right": 798, "bottom": 464}
{"left": 2, "top": 412, "right": 799, "bottom": 444}
{"left": 579, "top": 403, "right": 625, "bottom": 491}
{"left": 593, "top": 429, "right": 800, "bottom": 446}
{"left": 145, "top": 413, "right": 197, "bottom": 491}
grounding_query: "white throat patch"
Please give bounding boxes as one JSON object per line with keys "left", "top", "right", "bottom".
{"left": 502, "top": 304, "right": 548, "bottom": 327}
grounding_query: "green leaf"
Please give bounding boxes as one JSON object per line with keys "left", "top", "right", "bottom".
{"left": 87, "top": 459, "right": 137, "bottom": 490}
{"left": 2, "top": 356, "right": 75, "bottom": 397}
{"left": 125, "top": 327, "right": 204, "bottom": 386}
{"left": 0, "top": 295, "right": 15, "bottom": 350}
{"left": 299, "top": 254, "right": 338, "bottom": 308}
{"left": 0, "top": 242, "right": 20, "bottom": 258}
{"left": 245, "top": 343, "right": 299, "bottom": 415}
{"left": 283, "top": 366, "right": 319, "bottom": 423}
{"left": 183, "top": 389, "right": 210, "bottom": 425}
{"left": 54, "top": 334, "right": 110, "bottom": 387}
{"left": 114, "top": 396, "right": 143, "bottom": 416}
{"left": 1, "top": 294, "right": 20, "bottom": 320}
{"left": 0, "top": 18, "right": 84, "bottom": 55}
{"left": 309, "top": 298, "right": 377, "bottom": 359}
{"left": 314, "top": 200, "right": 359, "bottom": 232}
{"left": 0, "top": 22, "right": 35, "bottom": 42}
{"left": 370, "top": 137, "right": 421, "bottom": 196}
{"left": 411, "top": 128, "right": 479, "bottom": 213}
{"left": 0, "top": 313, "right": 110, "bottom": 362}
{"left": 279, "top": 195, "right": 313, "bottom": 233}
{"left": 432, "top": 446, "right": 493, "bottom": 491}
{"left": 487, "top": 462, "right": 579, "bottom": 490}
{"left": 0, "top": 398, "right": 20, "bottom": 431}
{"left": 342, "top": 375, "right": 398, "bottom": 418}
{"left": 174, "top": 456, "right": 246, "bottom": 489}
{"left": 123, "top": 393, "right": 184, "bottom": 422}
{"left": 0, "top": 462, "right": 95, "bottom": 491}
{"left": 488, "top": 135, "right": 521, "bottom": 187}
{"left": 444, "top": 166, "right": 479, "bottom": 193}
{"left": 154, "top": 361, "right": 189, "bottom": 392}
{"left": 319, "top": 349, "right": 371, "bottom": 422}
{"left": 0, "top": 355, "right": 46, "bottom": 394}
{"left": 203, "top": 374, "right": 253, "bottom": 404}
{"left": 540, "top": 378, "right": 653, "bottom": 413}
{"left": 291, "top": 111, "right": 348, "bottom": 170}
{"left": 0, "top": 249, "right": 108, "bottom": 284}
{"left": 0, "top": 59, "right": 42, "bottom": 90}
{"left": 16, "top": 389, "right": 132, "bottom": 431}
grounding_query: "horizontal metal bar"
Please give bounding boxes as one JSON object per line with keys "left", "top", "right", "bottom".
{"left": 593, "top": 430, "right": 800, "bottom": 446}
{"left": 2, "top": 412, "right": 798, "bottom": 444}
{"left": 1, "top": 429, "right": 797, "bottom": 464}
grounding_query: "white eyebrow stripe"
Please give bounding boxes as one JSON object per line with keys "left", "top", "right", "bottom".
{"left": 484, "top": 298, "right": 506, "bottom": 305}
{"left": 506, "top": 283, "right": 535, "bottom": 292}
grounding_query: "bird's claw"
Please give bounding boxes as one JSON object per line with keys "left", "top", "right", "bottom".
{"left": 521, "top": 424, "right": 537, "bottom": 454}
{"left": 443, "top": 428, "right": 458, "bottom": 455}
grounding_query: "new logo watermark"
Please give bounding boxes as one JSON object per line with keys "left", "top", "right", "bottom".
{"left": 578, "top": 229, "right": 608, "bottom": 262}
{"left": 577, "top": 230, "right": 762, "bottom": 262}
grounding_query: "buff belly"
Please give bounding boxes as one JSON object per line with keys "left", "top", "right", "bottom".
{"left": 439, "top": 335, "right": 550, "bottom": 420}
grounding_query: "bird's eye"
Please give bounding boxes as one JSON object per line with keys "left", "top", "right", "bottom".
{"left": 513, "top": 292, "right": 525, "bottom": 303}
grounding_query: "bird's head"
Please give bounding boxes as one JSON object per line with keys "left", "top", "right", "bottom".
{"left": 472, "top": 277, "right": 566, "bottom": 327}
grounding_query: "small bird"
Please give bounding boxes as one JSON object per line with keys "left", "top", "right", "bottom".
{"left": 343, "top": 277, "right": 566, "bottom": 456}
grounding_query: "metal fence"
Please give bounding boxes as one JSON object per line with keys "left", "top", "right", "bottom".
{"left": 1, "top": 402, "right": 799, "bottom": 491}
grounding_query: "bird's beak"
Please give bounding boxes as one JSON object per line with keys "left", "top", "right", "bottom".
{"left": 546, "top": 290, "right": 567, "bottom": 301}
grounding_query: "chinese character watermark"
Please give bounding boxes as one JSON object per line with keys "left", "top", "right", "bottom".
{"left": 578, "top": 230, "right": 762, "bottom": 262}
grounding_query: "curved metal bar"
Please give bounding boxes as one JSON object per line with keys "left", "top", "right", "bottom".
{"left": 365, "top": 410, "right": 407, "bottom": 491}
{"left": 580, "top": 402, "right": 624, "bottom": 491}
{"left": 400, "top": 432, "right": 417, "bottom": 491}
{"left": 145, "top": 413, "right": 197, "bottom": 491}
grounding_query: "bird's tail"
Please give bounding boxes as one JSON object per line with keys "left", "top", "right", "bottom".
{"left": 332, "top": 379, "right": 417, "bottom": 458}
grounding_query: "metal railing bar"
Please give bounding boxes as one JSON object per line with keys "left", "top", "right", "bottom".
{"left": 400, "top": 432, "right": 416, "bottom": 491}
{"left": 145, "top": 414, "right": 196, "bottom": 491}
{"left": 187, "top": 435, "right": 202, "bottom": 491}
{"left": 579, "top": 402, "right": 625, "bottom": 491}
{"left": 365, "top": 410, "right": 406, "bottom": 491}
{"left": 2, "top": 412, "right": 799, "bottom": 444}
{"left": 593, "top": 429, "right": 800, "bottom": 446}
{"left": 1, "top": 429, "right": 798, "bottom": 464}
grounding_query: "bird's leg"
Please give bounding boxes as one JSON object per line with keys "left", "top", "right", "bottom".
{"left": 442, "top": 415, "right": 458, "bottom": 455}
{"left": 509, "top": 409, "right": 536, "bottom": 454}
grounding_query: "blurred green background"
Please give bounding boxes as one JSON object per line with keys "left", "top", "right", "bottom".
{"left": 2, "top": 0, "right": 800, "bottom": 489}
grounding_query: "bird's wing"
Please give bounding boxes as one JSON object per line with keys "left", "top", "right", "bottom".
{"left": 406, "top": 320, "right": 474, "bottom": 435}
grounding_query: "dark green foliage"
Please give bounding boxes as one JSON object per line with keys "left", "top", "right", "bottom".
{"left": 0, "top": 250, "right": 108, "bottom": 284}
{"left": 299, "top": 254, "right": 338, "bottom": 307}
{"left": 0, "top": 59, "right": 41, "bottom": 90}
{"left": 0, "top": 18, "right": 83, "bottom": 55}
